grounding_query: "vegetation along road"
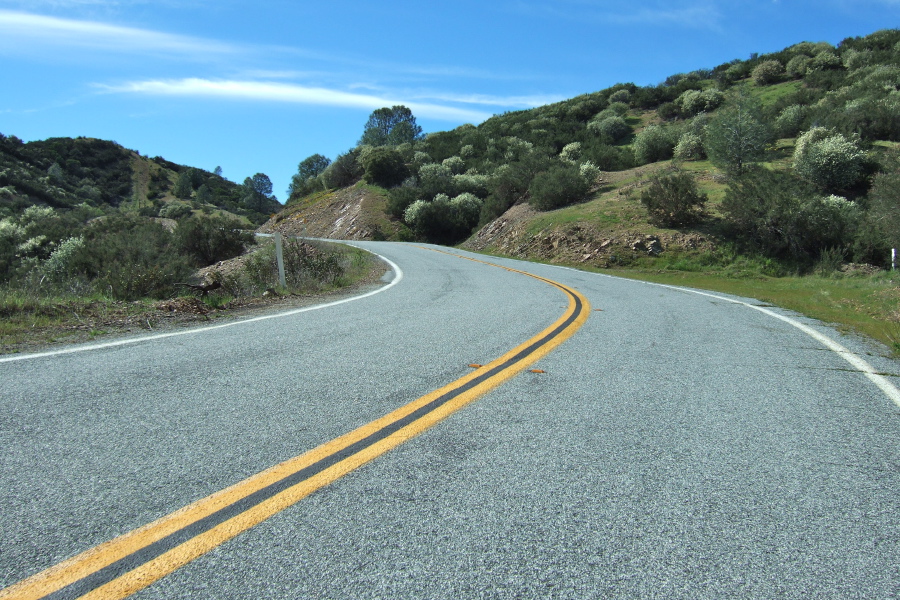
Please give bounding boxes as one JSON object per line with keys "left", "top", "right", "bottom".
{"left": 1, "top": 242, "right": 898, "bottom": 599}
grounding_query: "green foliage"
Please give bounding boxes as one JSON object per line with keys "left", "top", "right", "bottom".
{"left": 704, "top": 90, "right": 772, "bottom": 176}
{"left": 71, "top": 215, "right": 193, "bottom": 300}
{"left": 864, "top": 150, "right": 900, "bottom": 255}
{"left": 721, "top": 169, "right": 860, "bottom": 260}
{"left": 774, "top": 104, "right": 809, "bottom": 137}
{"left": 387, "top": 185, "right": 419, "bottom": 219}
{"left": 792, "top": 128, "right": 865, "bottom": 192}
{"left": 752, "top": 60, "right": 784, "bottom": 85}
{"left": 403, "top": 193, "right": 482, "bottom": 245}
{"left": 322, "top": 149, "right": 364, "bottom": 189}
{"left": 174, "top": 214, "right": 254, "bottom": 267}
{"left": 173, "top": 170, "right": 194, "bottom": 199}
{"left": 676, "top": 88, "right": 725, "bottom": 117}
{"left": 587, "top": 115, "right": 631, "bottom": 143}
{"left": 359, "top": 106, "right": 423, "bottom": 147}
{"left": 639, "top": 168, "right": 707, "bottom": 227}
{"left": 158, "top": 201, "right": 193, "bottom": 220}
{"left": 528, "top": 164, "right": 590, "bottom": 211}
{"left": 673, "top": 133, "right": 705, "bottom": 161}
{"left": 288, "top": 153, "right": 332, "bottom": 198}
{"left": 361, "top": 147, "right": 409, "bottom": 188}
{"left": 633, "top": 125, "right": 676, "bottom": 165}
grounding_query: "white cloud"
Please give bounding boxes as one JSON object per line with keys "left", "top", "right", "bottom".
{"left": 0, "top": 9, "right": 236, "bottom": 56}
{"left": 99, "top": 78, "right": 495, "bottom": 122}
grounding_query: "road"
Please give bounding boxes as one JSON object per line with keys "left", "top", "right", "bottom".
{"left": 1, "top": 242, "right": 898, "bottom": 599}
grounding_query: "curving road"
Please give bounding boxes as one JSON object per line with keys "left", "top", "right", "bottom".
{"left": 1, "top": 242, "right": 898, "bottom": 599}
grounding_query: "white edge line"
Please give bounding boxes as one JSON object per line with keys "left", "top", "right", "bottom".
{"left": 487, "top": 258, "right": 900, "bottom": 409}
{"left": 636, "top": 279, "right": 900, "bottom": 409}
{"left": 0, "top": 250, "right": 402, "bottom": 364}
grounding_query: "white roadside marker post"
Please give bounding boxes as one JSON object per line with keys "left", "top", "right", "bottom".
{"left": 892, "top": 248, "right": 896, "bottom": 271}
{"left": 275, "top": 231, "right": 287, "bottom": 289}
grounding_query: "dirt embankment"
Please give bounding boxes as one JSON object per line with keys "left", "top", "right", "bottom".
{"left": 259, "top": 184, "right": 405, "bottom": 241}
{"left": 462, "top": 203, "right": 714, "bottom": 268}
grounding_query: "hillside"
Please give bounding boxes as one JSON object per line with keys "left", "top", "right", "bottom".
{"left": 280, "top": 28, "right": 900, "bottom": 275}
{"left": 0, "top": 135, "right": 277, "bottom": 223}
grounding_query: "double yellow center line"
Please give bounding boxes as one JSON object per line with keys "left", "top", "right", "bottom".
{"left": 1, "top": 250, "right": 590, "bottom": 600}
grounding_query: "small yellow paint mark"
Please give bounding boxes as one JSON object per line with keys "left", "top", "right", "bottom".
{"left": 530, "top": 369, "right": 546, "bottom": 373}
{"left": 468, "top": 363, "right": 483, "bottom": 368}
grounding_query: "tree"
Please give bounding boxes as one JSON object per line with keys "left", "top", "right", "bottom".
{"left": 213, "top": 166, "right": 223, "bottom": 177}
{"left": 289, "top": 154, "right": 332, "bottom": 197}
{"left": 242, "top": 173, "right": 275, "bottom": 212}
{"left": 359, "top": 106, "right": 424, "bottom": 147}
{"left": 173, "top": 170, "right": 194, "bottom": 199}
{"left": 360, "top": 147, "right": 409, "bottom": 188}
{"left": 296, "top": 154, "right": 331, "bottom": 181}
{"left": 704, "top": 89, "right": 772, "bottom": 176}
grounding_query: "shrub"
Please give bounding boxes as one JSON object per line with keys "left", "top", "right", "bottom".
{"left": 579, "top": 161, "right": 601, "bottom": 184}
{"left": 587, "top": 116, "right": 631, "bottom": 143}
{"left": 159, "top": 202, "right": 193, "bottom": 220}
{"left": 792, "top": 128, "right": 865, "bottom": 192}
{"left": 640, "top": 168, "right": 707, "bottom": 227}
{"left": 752, "top": 60, "right": 784, "bottom": 85}
{"left": 404, "top": 194, "right": 479, "bottom": 245}
{"left": 174, "top": 214, "right": 254, "bottom": 266}
{"left": 721, "top": 169, "right": 859, "bottom": 259}
{"left": 785, "top": 55, "right": 812, "bottom": 78}
{"left": 322, "top": 149, "right": 363, "bottom": 188}
{"left": 361, "top": 147, "right": 409, "bottom": 188}
{"left": 774, "top": 104, "right": 808, "bottom": 138}
{"left": 863, "top": 150, "right": 900, "bottom": 254}
{"left": 704, "top": 92, "right": 771, "bottom": 176}
{"left": 633, "top": 125, "right": 676, "bottom": 165}
{"left": 673, "top": 133, "right": 705, "bottom": 161}
{"left": 442, "top": 156, "right": 465, "bottom": 174}
{"left": 528, "top": 164, "right": 590, "bottom": 211}
{"left": 41, "top": 236, "right": 85, "bottom": 280}
{"left": 676, "top": 88, "right": 725, "bottom": 116}
{"left": 559, "top": 142, "right": 582, "bottom": 163}
{"left": 71, "top": 215, "right": 193, "bottom": 300}
{"left": 608, "top": 89, "right": 631, "bottom": 104}
{"left": 812, "top": 50, "right": 842, "bottom": 70}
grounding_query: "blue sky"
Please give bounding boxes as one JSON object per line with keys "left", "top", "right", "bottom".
{"left": 1, "top": 1, "right": 897, "bottom": 200}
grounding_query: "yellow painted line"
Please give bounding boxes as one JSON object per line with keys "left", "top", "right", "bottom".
{"left": 1, "top": 249, "right": 590, "bottom": 600}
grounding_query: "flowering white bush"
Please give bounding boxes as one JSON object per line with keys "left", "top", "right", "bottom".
{"left": 43, "top": 235, "right": 84, "bottom": 278}
{"left": 442, "top": 156, "right": 465, "bottom": 174}
{"left": 579, "top": 161, "right": 601, "bottom": 183}
{"left": 673, "top": 133, "right": 705, "bottom": 161}
{"left": 793, "top": 129, "right": 865, "bottom": 192}
{"left": 403, "top": 199, "right": 429, "bottom": 225}
{"left": 560, "top": 142, "right": 582, "bottom": 164}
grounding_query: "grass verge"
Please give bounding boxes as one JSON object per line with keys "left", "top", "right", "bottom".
{"left": 0, "top": 242, "right": 382, "bottom": 355}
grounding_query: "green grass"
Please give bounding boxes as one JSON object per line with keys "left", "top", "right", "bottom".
{"left": 750, "top": 80, "right": 802, "bottom": 107}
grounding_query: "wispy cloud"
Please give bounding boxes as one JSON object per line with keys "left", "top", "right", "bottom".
{"left": 99, "top": 78, "right": 495, "bottom": 122}
{"left": 0, "top": 9, "right": 236, "bottom": 57}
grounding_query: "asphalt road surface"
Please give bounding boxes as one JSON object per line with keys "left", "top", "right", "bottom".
{"left": 1, "top": 242, "right": 898, "bottom": 599}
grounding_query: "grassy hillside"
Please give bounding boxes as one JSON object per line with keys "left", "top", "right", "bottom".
{"left": 277, "top": 28, "right": 900, "bottom": 352}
